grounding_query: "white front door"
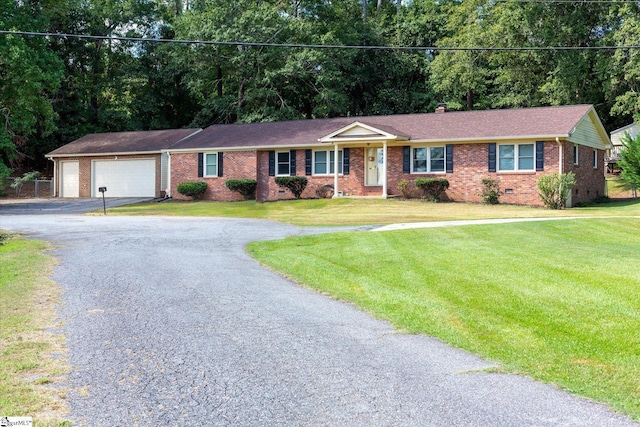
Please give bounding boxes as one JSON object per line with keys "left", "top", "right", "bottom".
{"left": 365, "top": 148, "right": 383, "bottom": 186}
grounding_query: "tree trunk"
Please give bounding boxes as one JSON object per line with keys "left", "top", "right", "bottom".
{"left": 217, "top": 66, "right": 223, "bottom": 98}
{"left": 466, "top": 88, "right": 473, "bottom": 110}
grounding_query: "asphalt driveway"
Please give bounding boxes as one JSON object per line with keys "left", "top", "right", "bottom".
{"left": 0, "top": 213, "right": 637, "bottom": 426}
{"left": 0, "top": 197, "right": 151, "bottom": 215}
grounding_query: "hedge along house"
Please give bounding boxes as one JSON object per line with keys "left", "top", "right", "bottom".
{"left": 47, "top": 129, "right": 201, "bottom": 198}
{"left": 167, "top": 104, "right": 611, "bottom": 206}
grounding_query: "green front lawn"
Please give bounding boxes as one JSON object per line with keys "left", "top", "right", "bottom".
{"left": 0, "top": 233, "right": 70, "bottom": 425}
{"left": 247, "top": 217, "right": 640, "bottom": 420}
{"left": 106, "top": 197, "right": 640, "bottom": 226}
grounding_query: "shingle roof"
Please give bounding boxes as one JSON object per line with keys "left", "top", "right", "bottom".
{"left": 48, "top": 105, "right": 599, "bottom": 156}
{"left": 47, "top": 128, "right": 201, "bottom": 156}
{"left": 172, "top": 104, "right": 595, "bottom": 150}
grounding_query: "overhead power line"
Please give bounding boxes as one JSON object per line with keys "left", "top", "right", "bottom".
{"left": 1, "top": 29, "right": 639, "bottom": 51}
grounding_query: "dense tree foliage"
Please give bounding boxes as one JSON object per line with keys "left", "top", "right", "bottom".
{"left": 1, "top": 0, "right": 639, "bottom": 175}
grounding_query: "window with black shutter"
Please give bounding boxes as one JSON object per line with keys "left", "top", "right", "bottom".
{"left": 305, "top": 150, "right": 312, "bottom": 175}
{"left": 343, "top": 148, "right": 350, "bottom": 175}
{"left": 536, "top": 142, "right": 544, "bottom": 171}
{"left": 268, "top": 151, "right": 275, "bottom": 176}
{"left": 289, "top": 150, "right": 296, "bottom": 176}
{"left": 446, "top": 144, "right": 454, "bottom": 173}
{"left": 402, "top": 146, "right": 410, "bottom": 173}
{"left": 488, "top": 143, "right": 497, "bottom": 172}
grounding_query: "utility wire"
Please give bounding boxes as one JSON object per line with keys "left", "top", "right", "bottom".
{"left": 1, "top": 29, "right": 639, "bottom": 51}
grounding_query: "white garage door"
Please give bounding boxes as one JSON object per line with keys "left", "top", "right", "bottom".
{"left": 60, "top": 161, "right": 79, "bottom": 198}
{"left": 92, "top": 159, "right": 156, "bottom": 197}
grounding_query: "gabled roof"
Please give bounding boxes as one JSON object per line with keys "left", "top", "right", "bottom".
{"left": 48, "top": 105, "right": 610, "bottom": 157}
{"left": 170, "top": 104, "right": 606, "bottom": 151}
{"left": 319, "top": 121, "right": 410, "bottom": 142}
{"left": 610, "top": 123, "right": 640, "bottom": 146}
{"left": 47, "top": 128, "right": 201, "bottom": 157}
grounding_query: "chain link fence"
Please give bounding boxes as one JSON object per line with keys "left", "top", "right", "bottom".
{"left": 0, "top": 177, "right": 54, "bottom": 198}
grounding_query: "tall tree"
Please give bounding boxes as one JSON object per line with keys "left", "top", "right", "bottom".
{"left": 0, "top": 0, "right": 63, "bottom": 176}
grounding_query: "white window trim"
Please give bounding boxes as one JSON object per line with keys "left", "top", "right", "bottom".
{"left": 276, "top": 151, "right": 291, "bottom": 176}
{"left": 593, "top": 149, "right": 598, "bottom": 169}
{"left": 497, "top": 143, "right": 535, "bottom": 172}
{"left": 203, "top": 152, "right": 218, "bottom": 177}
{"left": 410, "top": 146, "right": 446, "bottom": 174}
{"left": 313, "top": 149, "right": 343, "bottom": 175}
{"left": 573, "top": 145, "right": 579, "bottom": 165}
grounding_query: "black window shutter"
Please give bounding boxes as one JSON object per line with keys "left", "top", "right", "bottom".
{"left": 343, "top": 148, "right": 350, "bottom": 175}
{"left": 536, "top": 142, "right": 544, "bottom": 171}
{"left": 290, "top": 150, "right": 296, "bottom": 175}
{"left": 305, "top": 150, "right": 312, "bottom": 175}
{"left": 217, "top": 152, "right": 224, "bottom": 177}
{"left": 446, "top": 144, "right": 454, "bottom": 173}
{"left": 268, "top": 151, "right": 275, "bottom": 176}
{"left": 402, "top": 146, "right": 410, "bottom": 173}
{"left": 198, "top": 153, "right": 204, "bottom": 177}
{"left": 488, "top": 143, "right": 496, "bottom": 172}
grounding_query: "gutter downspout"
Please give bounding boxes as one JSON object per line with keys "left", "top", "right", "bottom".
{"left": 556, "top": 137, "right": 563, "bottom": 175}
{"left": 166, "top": 152, "right": 172, "bottom": 198}
{"left": 48, "top": 157, "right": 56, "bottom": 197}
{"left": 556, "top": 137, "right": 570, "bottom": 207}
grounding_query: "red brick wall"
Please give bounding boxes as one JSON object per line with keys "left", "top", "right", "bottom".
{"left": 563, "top": 142, "right": 606, "bottom": 205}
{"left": 255, "top": 148, "right": 368, "bottom": 201}
{"left": 171, "top": 151, "right": 258, "bottom": 201}
{"left": 170, "top": 143, "right": 605, "bottom": 206}
{"left": 385, "top": 142, "right": 605, "bottom": 206}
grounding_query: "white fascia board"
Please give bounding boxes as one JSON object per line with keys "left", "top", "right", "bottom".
{"left": 567, "top": 107, "right": 612, "bottom": 150}
{"left": 318, "top": 121, "right": 401, "bottom": 142}
{"left": 406, "top": 135, "right": 569, "bottom": 145}
{"left": 165, "top": 144, "right": 317, "bottom": 154}
{"left": 610, "top": 122, "right": 637, "bottom": 136}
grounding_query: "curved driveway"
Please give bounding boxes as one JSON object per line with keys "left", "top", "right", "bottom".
{"left": 0, "top": 212, "right": 637, "bottom": 426}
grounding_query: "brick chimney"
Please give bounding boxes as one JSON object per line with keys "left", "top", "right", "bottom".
{"left": 435, "top": 103, "right": 448, "bottom": 114}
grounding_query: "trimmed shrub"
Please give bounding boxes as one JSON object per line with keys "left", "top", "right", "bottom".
{"left": 478, "top": 178, "right": 502, "bottom": 204}
{"left": 225, "top": 178, "right": 257, "bottom": 200}
{"left": 275, "top": 176, "right": 308, "bottom": 199}
{"left": 537, "top": 172, "right": 576, "bottom": 209}
{"left": 177, "top": 181, "right": 208, "bottom": 200}
{"left": 397, "top": 179, "right": 412, "bottom": 199}
{"left": 414, "top": 178, "right": 449, "bottom": 202}
{"left": 315, "top": 184, "right": 334, "bottom": 199}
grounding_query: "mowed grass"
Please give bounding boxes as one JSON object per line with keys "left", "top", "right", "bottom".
{"left": 247, "top": 218, "right": 640, "bottom": 419}
{"left": 0, "top": 233, "right": 69, "bottom": 425}
{"left": 106, "top": 197, "right": 640, "bottom": 226}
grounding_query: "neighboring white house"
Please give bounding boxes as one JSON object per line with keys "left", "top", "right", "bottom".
{"left": 607, "top": 123, "right": 640, "bottom": 173}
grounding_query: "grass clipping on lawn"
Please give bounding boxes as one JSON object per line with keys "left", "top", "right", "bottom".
{"left": 247, "top": 217, "right": 640, "bottom": 420}
{"left": 0, "top": 232, "right": 70, "bottom": 425}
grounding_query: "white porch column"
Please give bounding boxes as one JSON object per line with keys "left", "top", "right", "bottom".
{"left": 382, "top": 141, "right": 388, "bottom": 198}
{"left": 333, "top": 143, "right": 340, "bottom": 197}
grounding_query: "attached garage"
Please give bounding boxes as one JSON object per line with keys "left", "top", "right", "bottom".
{"left": 59, "top": 160, "right": 79, "bottom": 198}
{"left": 47, "top": 128, "right": 201, "bottom": 198}
{"left": 92, "top": 158, "right": 156, "bottom": 197}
